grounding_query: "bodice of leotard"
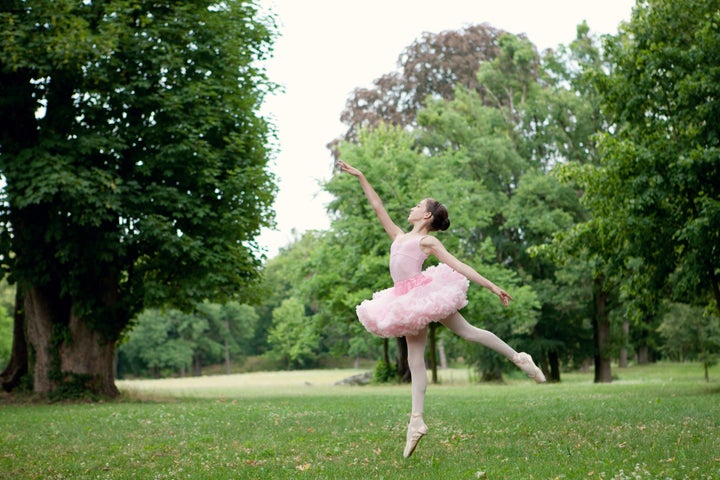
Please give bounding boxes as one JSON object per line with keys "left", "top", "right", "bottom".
{"left": 389, "top": 236, "right": 429, "bottom": 283}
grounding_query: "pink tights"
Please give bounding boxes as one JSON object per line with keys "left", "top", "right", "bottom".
{"left": 406, "top": 312, "right": 519, "bottom": 415}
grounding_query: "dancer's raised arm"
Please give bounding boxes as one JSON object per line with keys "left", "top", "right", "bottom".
{"left": 338, "top": 161, "right": 403, "bottom": 240}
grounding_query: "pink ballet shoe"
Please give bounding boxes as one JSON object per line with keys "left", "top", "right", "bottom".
{"left": 403, "top": 413, "right": 428, "bottom": 458}
{"left": 514, "top": 352, "right": 546, "bottom": 383}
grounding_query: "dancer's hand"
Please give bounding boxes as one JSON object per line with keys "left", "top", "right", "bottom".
{"left": 337, "top": 160, "right": 362, "bottom": 177}
{"left": 494, "top": 287, "right": 513, "bottom": 306}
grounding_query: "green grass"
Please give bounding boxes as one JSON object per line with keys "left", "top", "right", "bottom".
{"left": 1, "top": 363, "right": 719, "bottom": 479}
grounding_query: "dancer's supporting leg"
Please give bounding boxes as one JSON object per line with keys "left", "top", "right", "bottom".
{"left": 439, "top": 312, "right": 545, "bottom": 383}
{"left": 404, "top": 328, "right": 429, "bottom": 458}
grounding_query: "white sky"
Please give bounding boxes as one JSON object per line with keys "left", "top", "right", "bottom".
{"left": 256, "top": 0, "right": 636, "bottom": 258}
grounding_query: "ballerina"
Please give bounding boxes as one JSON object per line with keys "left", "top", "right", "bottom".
{"left": 337, "top": 160, "right": 545, "bottom": 458}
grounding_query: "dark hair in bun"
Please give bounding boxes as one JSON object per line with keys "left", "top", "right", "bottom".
{"left": 426, "top": 198, "right": 450, "bottom": 232}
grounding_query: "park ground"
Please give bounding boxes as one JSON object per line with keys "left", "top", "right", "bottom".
{"left": 1, "top": 362, "right": 719, "bottom": 479}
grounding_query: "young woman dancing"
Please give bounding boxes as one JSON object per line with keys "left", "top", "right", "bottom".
{"left": 337, "top": 160, "right": 545, "bottom": 458}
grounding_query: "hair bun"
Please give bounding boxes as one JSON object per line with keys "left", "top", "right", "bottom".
{"left": 427, "top": 198, "right": 450, "bottom": 232}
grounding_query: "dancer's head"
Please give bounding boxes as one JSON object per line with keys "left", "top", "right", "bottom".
{"left": 425, "top": 198, "right": 450, "bottom": 232}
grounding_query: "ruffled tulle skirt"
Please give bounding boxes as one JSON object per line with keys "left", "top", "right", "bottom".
{"left": 356, "top": 263, "right": 469, "bottom": 338}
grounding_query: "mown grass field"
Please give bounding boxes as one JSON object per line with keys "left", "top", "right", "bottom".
{"left": 1, "top": 363, "right": 719, "bottom": 479}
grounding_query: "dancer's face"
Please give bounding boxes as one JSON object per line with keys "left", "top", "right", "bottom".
{"left": 407, "top": 199, "right": 431, "bottom": 223}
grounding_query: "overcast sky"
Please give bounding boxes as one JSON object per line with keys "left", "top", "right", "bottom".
{"left": 255, "top": 0, "right": 636, "bottom": 258}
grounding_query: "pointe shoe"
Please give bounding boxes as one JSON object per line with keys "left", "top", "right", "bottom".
{"left": 403, "top": 414, "right": 428, "bottom": 458}
{"left": 514, "top": 352, "right": 546, "bottom": 383}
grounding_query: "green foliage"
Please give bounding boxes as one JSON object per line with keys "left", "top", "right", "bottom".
{"left": 327, "top": 123, "right": 541, "bottom": 377}
{"left": 594, "top": 0, "right": 720, "bottom": 314}
{"left": 659, "top": 303, "right": 720, "bottom": 368}
{"left": 47, "top": 373, "right": 99, "bottom": 402}
{"left": 118, "top": 301, "right": 258, "bottom": 378}
{"left": 0, "top": 278, "right": 14, "bottom": 371}
{"left": 417, "top": 33, "right": 598, "bottom": 378}
{"left": 373, "top": 358, "right": 398, "bottom": 383}
{"left": 254, "top": 232, "right": 326, "bottom": 354}
{"left": 265, "top": 298, "right": 320, "bottom": 369}
{"left": 196, "top": 301, "right": 259, "bottom": 363}
{"left": 0, "top": 304, "right": 11, "bottom": 371}
{"left": 119, "top": 309, "right": 195, "bottom": 377}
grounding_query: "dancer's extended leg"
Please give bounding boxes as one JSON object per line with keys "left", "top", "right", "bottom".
{"left": 439, "top": 312, "right": 545, "bottom": 383}
{"left": 404, "top": 329, "right": 429, "bottom": 458}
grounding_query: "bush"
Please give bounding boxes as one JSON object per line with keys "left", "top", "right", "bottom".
{"left": 373, "top": 359, "right": 397, "bottom": 383}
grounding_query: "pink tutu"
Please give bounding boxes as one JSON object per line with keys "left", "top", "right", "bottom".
{"left": 356, "top": 263, "right": 469, "bottom": 337}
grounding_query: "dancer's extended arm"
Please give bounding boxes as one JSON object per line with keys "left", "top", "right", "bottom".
{"left": 421, "top": 236, "right": 513, "bottom": 306}
{"left": 338, "top": 161, "right": 403, "bottom": 240}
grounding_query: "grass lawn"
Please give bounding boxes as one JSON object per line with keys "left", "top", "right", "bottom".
{"left": 1, "top": 362, "right": 719, "bottom": 479}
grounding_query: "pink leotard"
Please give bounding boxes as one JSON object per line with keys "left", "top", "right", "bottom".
{"left": 389, "top": 236, "right": 428, "bottom": 283}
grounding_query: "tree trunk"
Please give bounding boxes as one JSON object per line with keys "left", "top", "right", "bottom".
{"left": 548, "top": 350, "right": 560, "bottom": 383}
{"left": 382, "top": 338, "right": 390, "bottom": 366}
{"left": 593, "top": 278, "right": 612, "bottom": 383}
{"left": 224, "top": 319, "right": 231, "bottom": 375}
{"left": 704, "top": 361, "right": 711, "bottom": 382}
{"left": 481, "top": 367, "right": 503, "bottom": 382}
{"left": 707, "top": 260, "right": 720, "bottom": 315}
{"left": 438, "top": 339, "right": 448, "bottom": 369}
{"left": 396, "top": 337, "right": 410, "bottom": 382}
{"left": 594, "top": 319, "right": 612, "bottom": 383}
{"left": 0, "top": 288, "right": 28, "bottom": 392}
{"left": 193, "top": 352, "right": 202, "bottom": 377}
{"left": 25, "top": 285, "right": 119, "bottom": 397}
{"left": 429, "top": 324, "right": 438, "bottom": 384}
{"left": 619, "top": 319, "right": 629, "bottom": 368}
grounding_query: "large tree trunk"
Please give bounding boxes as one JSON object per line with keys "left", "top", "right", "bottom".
{"left": 24, "top": 285, "right": 119, "bottom": 397}
{"left": 593, "top": 278, "right": 612, "bottom": 383}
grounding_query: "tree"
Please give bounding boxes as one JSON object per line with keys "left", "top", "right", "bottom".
{"left": 196, "top": 301, "right": 258, "bottom": 374}
{"left": 587, "top": 0, "right": 720, "bottom": 371}
{"left": 118, "top": 309, "right": 196, "bottom": 378}
{"left": 333, "top": 24, "right": 508, "bottom": 148}
{"left": 265, "top": 298, "right": 319, "bottom": 369}
{"left": 415, "top": 31, "right": 602, "bottom": 381}
{"left": 0, "top": 1, "right": 277, "bottom": 396}
{"left": 536, "top": 22, "right": 637, "bottom": 382}
{"left": 658, "top": 303, "right": 720, "bottom": 381}
{"left": 594, "top": 0, "right": 720, "bottom": 309}
{"left": 118, "top": 301, "right": 258, "bottom": 378}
